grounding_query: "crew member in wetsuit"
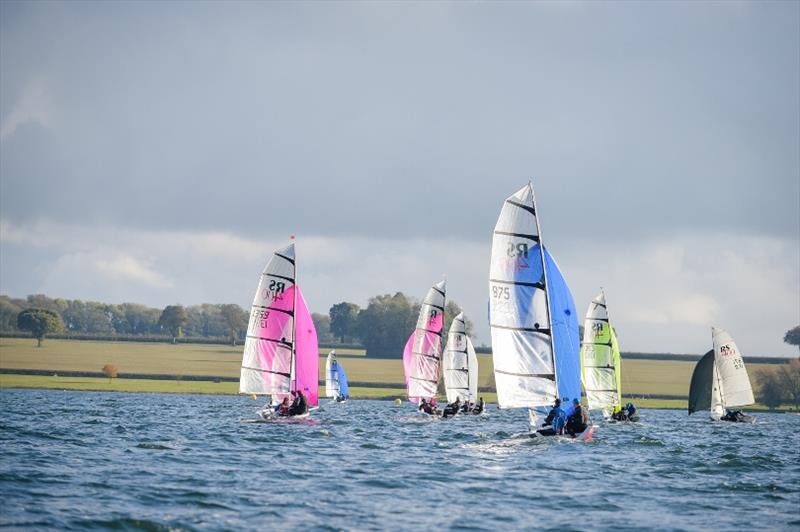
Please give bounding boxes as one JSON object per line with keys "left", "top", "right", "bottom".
{"left": 722, "top": 409, "right": 745, "bottom": 422}
{"left": 275, "top": 397, "right": 291, "bottom": 416}
{"left": 443, "top": 398, "right": 461, "bottom": 418}
{"left": 565, "top": 398, "right": 588, "bottom": 436}
{"left": 611, "top": 405, "right": 627, "bottom": 421}
{"left": 472, "top": 397, "right": 485, "bottom": 415}
{"left": 288, "top": 390, "right": 308, "bottom": 416}
{"left": 542, "top": 398, "right": 563, "bottom": 427}
{"left": 419, "top": 398, "right": 436, "bottom": 415}
{"left": 625, "top": 402, "right": 637, "bottom": 419}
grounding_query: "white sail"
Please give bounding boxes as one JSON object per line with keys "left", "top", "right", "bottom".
{"left": 403, "top": 281, "right": 446, "bottom": 402}
{"left": 239, "top": 243, "right": 296, "bottom": 396}
{"left": 712, "top": 327, "right": 755, "bottom": 409}
{"left": 489, "top": 183, "right": 556, "bottom": 408}
{"left": 325, "top": 350, "right": 339, "bottom": 399}
{"left": 581, "top": 291, "right": 622, "bottom": 415}
{"left": 443, "top": 312, "right": 479, "bottom": 404}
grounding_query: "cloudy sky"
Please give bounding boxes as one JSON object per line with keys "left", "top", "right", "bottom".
{"left": 1, "top": 1, "right": 798, "bottom": 356}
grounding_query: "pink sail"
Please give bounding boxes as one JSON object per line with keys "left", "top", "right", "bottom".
{"left": 404, "top": 281, "right": 446, "bottom": 403}
{"left": 293, "top": 287, "right": 319, "bottom": 406}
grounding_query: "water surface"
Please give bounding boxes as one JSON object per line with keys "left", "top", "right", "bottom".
{"left": 1, "top": 389, "right": 798, "bottom": 530}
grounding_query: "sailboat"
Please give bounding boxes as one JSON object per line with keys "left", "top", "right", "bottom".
{"left": 580, "top": 290, "right": 629, "bottom": 420}
{"left": 488, "top": 183, "right": 592, "bottom": 440}
{"left": 402, "top": 281, "right": 446, "bottom": 409}
{"left": 688, "top": 327, "right": 755, "bottom": 423}
{"left": 442, "top": 312, "right": 480, "bottom": 413}
{"left": 239, "top": 242, "right": 319, "bottom": 419}
{"left": 325, "top": 350, "right": 349, "bottom": 402}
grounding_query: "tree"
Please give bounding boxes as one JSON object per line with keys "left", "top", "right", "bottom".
{"left": 356, "top": 293, "right": 417, "bottom": 358}
{"left": 158, "top": 305, "right": 188, "bottom": 343}
{"left": 16, "top": 308, "right": 64, "bottom": 347}
{"left": 329, "top": 302, "right": 360, "bottom": 343}
{"left": 784, "top": 326, "right": 800, "bottom": 353}
{"left": 754, "top": 367, "right": 784, "bottom": 410}
{"left": 219, "top": 304, "right": 248, "bottom": 345}
{"left": 312, "top": 313, "right": 334, "bottom": 343}
{"left": 0, "top": 297, "right": 23, "bottom": 331}
{"left": 443, "top": 300, "right": 474, "bottom": 338}
{"left": 776, "top": 358, "right": 800, "bottom": 411}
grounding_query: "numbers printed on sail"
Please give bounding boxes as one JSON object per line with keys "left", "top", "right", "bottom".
{"left": 492, "top": 285, "right": 511, "bottom": 300}
{"left": 733, "top": 357, "right": 744, "bottom": 370}
{"left": 250, "top": 308, "right": 270, "bottom": 331}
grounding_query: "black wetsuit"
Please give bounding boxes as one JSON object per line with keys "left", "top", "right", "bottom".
{"left": 442, "top": 402, "right": 461, "bottom": 418}
{"left": 472, "top": 400, "right": 484, "bottom": 415}
{"left": 565, "top": 406, "right": 588, "bottom": 436}
{"left": 288, "top": 395, "right": 308, "bottom": 416}
{"left": 419, "top": 402, "right": 436, "bottom": 415}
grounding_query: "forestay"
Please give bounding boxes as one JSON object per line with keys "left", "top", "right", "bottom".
{"left": 239, "top": 243, "right": 319, "bottom": 406}
{"left": 581, "top": 291, "right": 622, "bottom": 415}
{"left": 402, "top": 281, "right": 446, "bottom": 403}
{"left": 489, "top": 183, "right": 580, "bottom": 410}
{"left": 443, "top": 312, "right": 478, "bottom": 404}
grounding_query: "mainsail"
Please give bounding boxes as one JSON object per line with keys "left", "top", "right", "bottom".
{"left": 443, "top": 312, "right": 478, "bottom": 404}
{"left": 325, "top": 350, "right": 349, "bottom": 400}
{"left": 688, "top": 328, "right": 754, "bottom": 417}
{"left": 580, "top": 291, "right": 622, "bottom": 415}
{"left": 239, "top": 243, "right": 319, "bottom": 406}
{"left": 712, "top": 327, "right": 754, "bottom": 409}
{"left": 402, "top": 281, "right": 446, "bottom": 403}
{"left": 325, "top": 350, "right": 338, "bottom": 398}
{"left": 489, "top": 183, "right": 581, "bottom": 411}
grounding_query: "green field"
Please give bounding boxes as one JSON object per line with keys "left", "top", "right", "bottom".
{"left": 0, "top": 337, "right": 786, "bottom": 409}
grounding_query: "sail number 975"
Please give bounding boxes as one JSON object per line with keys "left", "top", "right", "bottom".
{"left": 492, "top": 286, "right": 510, "bottom": 300}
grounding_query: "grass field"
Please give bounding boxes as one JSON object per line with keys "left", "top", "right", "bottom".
{"left": 0, "top": 337, "right": 788, "bottom": 408}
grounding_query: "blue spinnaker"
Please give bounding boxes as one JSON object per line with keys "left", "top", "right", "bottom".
{"left": 337, "top": 364, "right": 349, "bottom": 399}
{"left": 544, "top": 247, "right": 581, "bottom": 404}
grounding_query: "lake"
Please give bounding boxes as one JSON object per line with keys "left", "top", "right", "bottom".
{"left": 1, "top": 389, "right": 798, "bottom": 530}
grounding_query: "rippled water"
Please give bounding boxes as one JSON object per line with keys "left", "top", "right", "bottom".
{"left": 1, "top": 389, "right": 798, "bottom": 531}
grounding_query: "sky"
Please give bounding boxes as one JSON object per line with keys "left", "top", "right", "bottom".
{"left": 1, "top": 1, "right": 798, "bottom": 356}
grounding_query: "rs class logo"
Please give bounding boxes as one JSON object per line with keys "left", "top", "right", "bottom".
{"left": 507, "top": 242, "right": 529, "bottom": 258}
{"left": 268, "top": 280, "right": 286, "bottom": 293}
{"left": 720, "top": 344, "right": 736, "bottom": 357}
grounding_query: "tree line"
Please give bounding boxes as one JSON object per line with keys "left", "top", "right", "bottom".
{"left": 1, "top": 292, "right": 474, "bottom": 357}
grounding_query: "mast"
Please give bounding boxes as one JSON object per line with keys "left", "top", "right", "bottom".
{"left": 530, "top": 180, "right": 559, "bottom": 400}
{"left": 712, "top": 327, "right": 725, "bottom": 410}
{"left": 290, "top": 236, "right": 297, "bottom": 393}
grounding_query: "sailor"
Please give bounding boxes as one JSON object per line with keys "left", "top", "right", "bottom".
{"left": 419, "top": 398, "right": 436, "bottom": 415}
{"left": 625, "top": 402, "right": 637, "bottom": 418}
{"left": 611, "top": 405, "right": 627, "bottom": 421}
{"left": 443, "top": 398, "right": 461, "bottom": 418}
{"left": 565, "top": 398, "right": 589, "bottom": 436}
{"left": 275, "top": 397, "right": 291, "bottom": 416}
{"left": 722, "top": 409, "right": 744, "bottom": 422}
{"left": 543, "top": 398, "right": 564, "bottom": 427}
{"left": 288, "top": 390, "right": 308, "bottom": 416}
{"left": 472, "top": 397, "right": 485, "bottom": 415}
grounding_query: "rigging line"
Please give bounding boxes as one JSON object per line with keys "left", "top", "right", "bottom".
{"left": 422, "top": 302, "right": 445, "bottom": 311}
{"left": 412, "top": 351, "right": 441, "bottom": 360}
{"left": 409, "top": 376, "right": 438, "bottom": 384}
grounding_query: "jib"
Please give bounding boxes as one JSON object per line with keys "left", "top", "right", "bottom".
{"left": 507, "top": 242, "right": 528, "bottom": 258}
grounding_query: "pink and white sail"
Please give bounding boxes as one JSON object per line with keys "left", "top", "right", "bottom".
{"left": 403, "top": 281, "right": 446, "bottom": 403}
{"left": 239, "top": 243, "right": 319, "bottom": 406}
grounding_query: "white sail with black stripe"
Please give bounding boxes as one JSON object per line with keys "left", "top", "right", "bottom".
{"left": 488, "top": 183, "right": 581, "bottom": 411}
{"left": 443, "top": 312, "right": 478, "bottom": 404}
{"left": 240, "top": 243, "right": 296, "bottom": 396}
